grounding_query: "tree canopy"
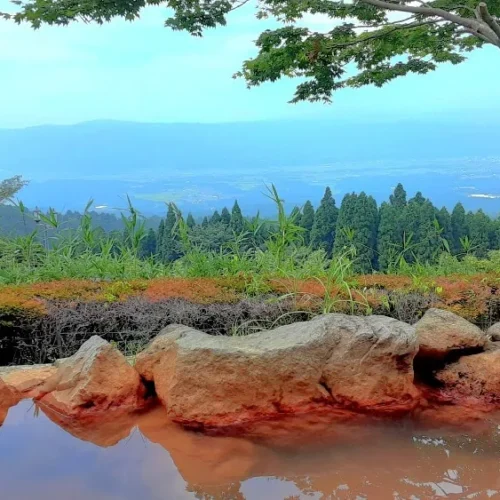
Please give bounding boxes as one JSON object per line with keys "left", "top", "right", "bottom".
{"left": 3, "top": 0, "right": 499, "bottom": 102}
{"left": 0, "top": 176, "right": 28, "bottom": 204}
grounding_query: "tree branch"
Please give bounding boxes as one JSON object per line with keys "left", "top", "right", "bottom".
{"left": 360, "top": 0, "right": 500, "bottom": 46}
{"left": 329, "top": 19, "right": 443, "bottom": 49}
{"left": 229, "top": 0, "right": 251, "bottom": 12}
{"left": 476, "top": 2, "right": 500, "bottom": 39}
{"left": 350, "top": 15, "right": 418, "bottom": 29}
{"left": 457, "top": 27, "right": 491, "bottom": 43}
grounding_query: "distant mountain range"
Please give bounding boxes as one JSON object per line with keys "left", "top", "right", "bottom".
{"left": 1, "top": 119, "right": 499, "bottom": 216}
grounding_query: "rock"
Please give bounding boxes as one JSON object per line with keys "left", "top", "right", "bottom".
{"left": 415, "top": 308, "right": 487, "bottom": 360}
{"left": 0, "top": 379, "right": 20, "bottom": 426}
{"left": 0, "top": 365, "right": 57, "bottom": 398}
{"left": 0, "top": 364, "right": 56, "bottom": 426}
{"left": 0, "top": 376, "right": 20, "bottom": 404}
{"left": 487, "top": 322, "right": 500, "bottom": 342}
{"left": 435, "top": 349, "right": 500, "bottom": 408}
{"left": 136, "top": 314, "right": 420, "bottom": 428}
{"left": 36, "top": 336, "right": 146, "bottom": 416}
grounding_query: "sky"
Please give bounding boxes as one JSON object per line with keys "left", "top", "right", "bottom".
{"left": 1, "top": 1, "right": 499, "bottom": 128}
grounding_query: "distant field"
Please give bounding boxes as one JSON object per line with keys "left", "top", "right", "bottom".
{"left": 2, "top": 119, "right": 500, "bottom": 216}
{"left": 15, "top": 157, "right": 500, "bottom": 217}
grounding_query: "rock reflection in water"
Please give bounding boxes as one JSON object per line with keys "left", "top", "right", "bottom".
{"left": 38, "top": 401, "right": 138, "bottom": 447}
{"left": 1, "top": 400, "right": 500, "bottom": 499}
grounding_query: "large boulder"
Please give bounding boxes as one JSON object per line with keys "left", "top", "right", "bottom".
{"left": 487, "top": 322, "right": 500, "bottom": 342}
{"left": 36, "top": 336, "right": 146, "bottom": 416}
{"left": 415, "top": 308, "right": 487, "bottom": 360}
{"left": 435, "top": 349, "right": 500, "bottom": 408}
{"left": 136, "top": 314, "right": 420, "bottom": 428}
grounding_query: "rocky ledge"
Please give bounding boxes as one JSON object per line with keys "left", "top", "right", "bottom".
{"left": 1, "top": 309, "right": 500, "bottom": 431}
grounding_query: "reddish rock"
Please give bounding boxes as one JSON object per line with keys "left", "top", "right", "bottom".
{"left": 136, "top": 314, "right": 420, "bottom": 428}
{"left": 36, "top": 336, "right": 146, "bottom": 416}
{"left": 1, "top": 365, "right": 57, "bottom": 398}
{"left": 415, "top": 308, "right": 487, "bottom": 359}
{"left": 0, "top": 378, "right": 20, "bottom": 426}
{"left": 435, "top": 349, "right": 500, "bottom": 409}
{"left": 487, "top": 322, "right": 500, "bottom": 342}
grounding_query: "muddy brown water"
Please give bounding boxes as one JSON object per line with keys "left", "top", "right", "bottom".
{"left": 1, "top": 400, "right": 500, "bottom": 499}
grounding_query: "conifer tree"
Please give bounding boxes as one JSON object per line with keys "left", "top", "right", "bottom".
{"left": 210, "top": 210, "right": 221, "bottom": 225}
{"left": 334, "top": 192, "right": 378, "bottom": 272}
{"left": 378, "top": 184, "right": 409, "bottom": 271}
{"left": 186, "top": 213, "right": 196, "bottom": 229}
{"left": 333, "top": 193, "right": 357, "bottom": 255}
{"left": 139, "top": 228, "right": 157, "bottom": 258}
{"left": 290, "top": 206, "right": 301, "bottom": 221}
{"left": 299, "top": 200, "right": 315, "bottom": 245}
{"left": 230, "top": 201, "right": 244, "bottom": 234}
{"left": 221, "top": 207, "right": 231, "bottom": 226}
{"left": 161, "top": 203, "right": 183, "bottom": 263}
{"left": 310, "top": 187, "right": 338, "bottom": 255}
{"left": 156, "top": 219, "right": 165, "bottom": 257}
{"left": 201, "top": 216, "right": 209, "bottom": 228}
{"left": 492, "top": 218, "right": 500, "bottom": 251}
{"left": 436, "top": 207, "right": 452, "bottom": 252}
{"left": 467, "top": 209, "right": 491, "bottom": 258}
{"left": 451, "top": 203, "right": 468, "bottom": 254}
{"left": 404, "top": 193, "right": 440, "bottom": 264}
{"left": 390, "top": 183, "right": 407, "bottom": 208}
{"left": 357, "top": 192, "right": 379, "bottom": 271}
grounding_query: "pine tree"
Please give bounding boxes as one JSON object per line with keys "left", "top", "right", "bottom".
{"left": 492, "top": 218, "right": 500, "bottom": 251}
{"left": 161, "top": 203, "right": 183, "bottom": 263}
{"left": 357, "top": 193, "right": 379, "bottom": 271}
{"left": 389, "top": 183, "right": 407, "bottom": 208}
{"left": 377, "top": 184, "right": 409, "bottom": 271}
{"left": 210, "top": 210, "right": 221, "bottom": 225}
{"left": 221, "top": 207, "right": 231, "bottom": 226}
{"left": 451, "top": 203, "right": 468, "bottom": 254}
{"left": 230, "top": 200, "right": 244, "bottom": 234}
{"left": 467, "top": 209, "right": 492, "bottom": 258}
{"left": 310, "top": 187, "right": 338, "bottom": 255}
{"left": 290, "top": 206, "right": 301, "bottom": 221}
{"left": 156, "top": 219, "right": 165, "bottom": 257}
{"left": 139, "top": 228, "right": 157, "bottom": 259}
{"left": 186, "top": 213, "right": 196, "bottom": 229}
{"left": 404, "top": 193, "right": 440, "bottom": 264}
{"left": 201, "top": 216, "right": 209, "bottom": 228}
{"left": 333, "top": 193, "right": 357, "bottom": 255}
{"left": 436, "top": 207, "right": 452, "bottom": 253}
{"left": 299, "top": 200, "right": 315, "bottom": 245}
{"left": 334, "top": 193, "right": 378, "bottom": 272}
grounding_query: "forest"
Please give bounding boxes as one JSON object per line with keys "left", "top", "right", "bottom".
{"left": 153, "top": 184, "right": 500, "bottom": 273}
{"left": 1, "top": 183, "right": 499, "bottom": 285}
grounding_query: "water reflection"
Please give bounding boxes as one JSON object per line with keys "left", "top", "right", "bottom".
{"left": 0, "top": 400, "right": 499, "bottom": 499}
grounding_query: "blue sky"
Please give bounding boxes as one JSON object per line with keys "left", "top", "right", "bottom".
{"left": 1, "top": 2, "right": 499, "bottom": 128}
